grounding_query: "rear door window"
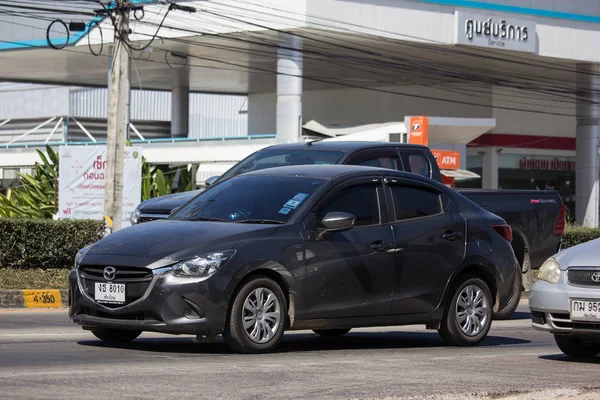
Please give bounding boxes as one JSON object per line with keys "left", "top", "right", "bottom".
{"left": 389, "top": 184, "right": 442, "bottom": 221}
{"left": 400, "top": 152, "right": 431, "bottom": 178}
{"left": 346, "top": 149, "right": 401, "bottom": 172}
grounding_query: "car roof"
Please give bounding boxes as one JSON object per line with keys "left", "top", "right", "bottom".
{"left": 260, "top": 141, "right": 428, "bottom": 153}
{"left": 243, "top": 164, "right": 438, "bottom": 184}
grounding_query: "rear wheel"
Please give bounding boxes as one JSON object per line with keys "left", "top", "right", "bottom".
{"left": 313, "top": 329, "right": 351, "bottom": 337}
{"left": 439, "top": 276, "right": 493, "bottom": 346}
{"left": 223, "top": 277, "right": 287, "bottom": 354}
{"left": 554, "top": 335, "right": 600, "bottom": 358}
{"left": 91, "top": 328, "right": 141, "bottom": 343}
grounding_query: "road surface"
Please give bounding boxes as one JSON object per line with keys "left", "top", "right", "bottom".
{"left": 0, "top": 302, "right": 598, "bottom": 400}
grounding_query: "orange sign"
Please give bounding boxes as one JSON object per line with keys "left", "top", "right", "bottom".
{"left": 431, "top": 150, "right": 460, "bottom": 170}
{"left": 409, "top": 116, "right": 429, "bottom": 146}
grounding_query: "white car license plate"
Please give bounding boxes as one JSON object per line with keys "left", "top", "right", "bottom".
{"left": 570, "top": 299, "right": 600, "bottom": 322}
{"left": 95, "top": 282, "right": 126, "bottom": 304}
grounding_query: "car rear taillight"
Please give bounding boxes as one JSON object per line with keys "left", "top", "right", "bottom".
{"left": 493, "top": 224, "right": 512, "bottom": 242}
{"left": 554, "top": 204, "right": 565, "bottom": 235}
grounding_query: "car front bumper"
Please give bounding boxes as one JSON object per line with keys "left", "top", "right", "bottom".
{"left": 529, "top": 277, "right": 600, "bottom": 336}
{"left": 69, "top": 267, "right": 228, "bottom": 335}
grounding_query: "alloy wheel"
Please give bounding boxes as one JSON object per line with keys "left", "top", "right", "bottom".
{"left": 242, "top": 287, "right": 281, "bottom": 344}
{"left": 456, "top": 285, "right": 490, "bottom": 336}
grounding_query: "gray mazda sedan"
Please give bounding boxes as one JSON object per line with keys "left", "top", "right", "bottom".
{"left": 70, "top": 165, "right": 519, "bottom": 353}
{"left": 530, "top": 238, "right": 600, "bottom": 358}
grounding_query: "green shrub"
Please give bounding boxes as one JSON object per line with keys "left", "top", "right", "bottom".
{"left": 562, "top": 225, "right": 600, "bottom": 249}
{"left": 0, "top": 218, "right": 104, "bottom": 269}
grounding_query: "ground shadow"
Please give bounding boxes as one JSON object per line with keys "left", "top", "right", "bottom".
{"left": 78, "top": 330, "right": 530, "bottom": 355}
{"left": 496, "top": 311, "right": 530, "bottom": 321}
{"left": 539, "top": 354, "right": 600, "bottom": 364}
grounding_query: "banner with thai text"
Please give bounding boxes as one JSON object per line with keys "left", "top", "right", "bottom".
{"left": 58, "top": 146, "right": 142, "bottom": 228}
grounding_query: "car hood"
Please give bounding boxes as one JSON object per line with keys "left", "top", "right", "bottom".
{"left": 138, "top": 190, "right": 204, "bottom": 214}
{"left": 554, "top": 237, "right": 600, "bottom": 269}
{"left": 84, "top": 220, "right": 279, "bottom": 262}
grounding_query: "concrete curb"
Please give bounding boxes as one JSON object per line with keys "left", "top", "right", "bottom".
{"left": 0, "top": 289, "right": 531, "bottom": 309}
{"left": 0, "top": 289, "right": 68, "bottom": 309}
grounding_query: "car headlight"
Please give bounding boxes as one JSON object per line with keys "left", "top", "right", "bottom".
{"left": 173, "top": 250, "right": 236, "bottom": 278}
{"left": 130, "top": 206, "right": 141, "bottom": 225}
{"left": 74, "top": 245, "right": 91, "bottom": 269}
{"left": 538, "top": 257, "right": 561, "bottom": 284}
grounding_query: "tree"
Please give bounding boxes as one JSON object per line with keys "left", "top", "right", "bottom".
{"left": 0, "top": 145, "right": 58, "bottom": 218}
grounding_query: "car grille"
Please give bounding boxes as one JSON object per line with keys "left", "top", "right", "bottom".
{"left": 79, "top": 266, "right": 153, "bottom": 308}
{"left": 137, "top": 213, "right": 169, "bottom": 224}
{"left": 567, "top": 268, "right": 600, "bottom": 288}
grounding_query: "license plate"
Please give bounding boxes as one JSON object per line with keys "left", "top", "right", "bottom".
{"left": 95, "top": 282, "right": 126, "bottom": 304}
{"left": 570, "top": 299, "right": 600, "bottom": 322}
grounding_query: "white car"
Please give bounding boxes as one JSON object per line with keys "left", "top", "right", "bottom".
{"left": 530, "top": 237, "right": 600, "bottom": 358}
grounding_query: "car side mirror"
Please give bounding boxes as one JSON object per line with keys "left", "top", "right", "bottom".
{"left": 322, "top": 212, "right": 356, "bottom": 232}
{"left": 170, "top": 206, "right": 181, "bottom": 215}
{"left": 205, "top": 176, "right": 220, "bottom": 186}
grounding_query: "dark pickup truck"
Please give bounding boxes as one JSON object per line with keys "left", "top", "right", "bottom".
{"left": 131, "top": 141, "right": 565, "bottom": 306}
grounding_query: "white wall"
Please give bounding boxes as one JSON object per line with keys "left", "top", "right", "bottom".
{"left": 303, "top": 84, "right": 493, "bottom": 126}
{"left": 491, "top": 87, "right": 575, "bottom": 137}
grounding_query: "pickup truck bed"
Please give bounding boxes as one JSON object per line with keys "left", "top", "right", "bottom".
{"left": 458, "top": 189, "right": 564, "bottom": 284}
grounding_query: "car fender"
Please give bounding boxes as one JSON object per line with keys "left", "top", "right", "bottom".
{"left": 225, "top": 258, "right": 299, "bottom": 326}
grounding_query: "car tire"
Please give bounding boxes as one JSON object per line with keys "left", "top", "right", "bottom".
{"left": 438, "top": 275, "right": 493, "bottom": 346}
{"left": 91, "top": 328, "right": 141, "bottom": 343}
{"left": 554, "top": 335, "right": 600, "bottom": 358}
{"left": 493, "top": 268, "right": 523, "bottom": 320}
{"left": 223, "top": 276, "right": 287, "bottom": 354}
{"left": 313, "top": 329, "right": 351, "bottom": 337}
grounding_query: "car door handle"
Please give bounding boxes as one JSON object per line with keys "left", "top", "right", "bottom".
{"left": 443, "top": 230, "right": 463, "bottom": 241}
{"left": 371, "top": 240, "right": 390, "bottom": 252}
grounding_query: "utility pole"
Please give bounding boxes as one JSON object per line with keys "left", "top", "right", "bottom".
{"left": 104, "top": 0, "right": 130, "bottom": 232}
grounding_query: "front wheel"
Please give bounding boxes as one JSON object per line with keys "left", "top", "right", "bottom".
{"left": 91, "top": 328, "right": 141, "bottom": 343}
{"left": 223, "top": 277, "right": 287, "bottom": 354}
{"left": 439, "top": 276, "right": 493, "bottom": 346}
{"left": 313, "top": 329, "right": 351, "bottom": 337}
{"left": 554, "top": 335, "right": 600, "bottom": 358}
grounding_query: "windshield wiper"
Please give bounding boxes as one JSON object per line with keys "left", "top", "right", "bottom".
{"left": 235, "top": 219, "right": 285, "bottom": 224}
{"left": 190, "top": 217, "right": 228, "bottom": 222}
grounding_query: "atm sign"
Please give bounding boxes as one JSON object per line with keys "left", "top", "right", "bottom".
{"left": 431, "top": 150, "right": 460, "bottom": 170}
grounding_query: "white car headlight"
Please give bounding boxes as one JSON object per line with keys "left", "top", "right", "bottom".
{"left": 538, "top": 257, "right": 561, "bottom": 284}
{"left": 130, "top": 207, "right": 141, "bottom": 225}
{"left": 173, "top": 250, "right": 236, "bottom": 278}
{"left": 74, "top": 245, "right": 91, "bottom": 269}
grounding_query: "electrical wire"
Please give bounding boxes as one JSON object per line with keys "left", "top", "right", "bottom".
{"left": 46, "top": 19, "right": 69, "bottom": 50}
{"left": 87, "top": 19, "right": 103, "bottom": 56}
{"left": 1, "top": 2, "right": 597, "bottom": 117}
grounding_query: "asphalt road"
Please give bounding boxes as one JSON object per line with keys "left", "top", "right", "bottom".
{"left": 0, "top": 302, "right": 598, "bottom": 400}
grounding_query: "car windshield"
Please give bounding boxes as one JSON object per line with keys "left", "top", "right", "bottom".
{"left": 217, "top": 149, "right": 344, "bottom": 183}
{"left": 170, "top": 175, "right": 326, "bottom": 223}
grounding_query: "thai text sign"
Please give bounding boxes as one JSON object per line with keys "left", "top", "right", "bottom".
{"left": 455, "top": 11, "right": 536, "bottom": 53}
{"left": 58, "top": 146, "right": 142, "bottom": 227}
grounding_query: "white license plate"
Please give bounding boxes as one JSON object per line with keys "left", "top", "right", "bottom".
{"left": 570, "top": 299, "right": 600, "bottom": 322}
{"left": 95, "top": 282, "right": 126, "bottom": 304}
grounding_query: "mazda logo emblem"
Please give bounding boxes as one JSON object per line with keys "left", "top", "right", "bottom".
{"left": 103, "top": 266, "right": 116, "bottom": 281}
{"left": 592, "top": 272, "right": 600, "bottom": 283}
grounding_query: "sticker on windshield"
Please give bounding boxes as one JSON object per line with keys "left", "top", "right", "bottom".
{"left": 292, "top": 193, "right": 309, "bottom": 202}
{"left": 284, "top": 199, "right": 301, "bottom": 209}
{"left": 278, "top": 207, "right": 293, "bottom": 215}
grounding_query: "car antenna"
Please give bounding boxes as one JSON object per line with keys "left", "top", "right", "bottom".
{"left": 305, "top": 138, "right": 323, "bottom": 147}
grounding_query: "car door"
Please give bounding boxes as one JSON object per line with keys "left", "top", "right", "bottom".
{"left": 345, "top": 149, "right": 402, "bottom": 171}
{"left": 384, "top": 177, "right": 466, "bottom": 315}
{"left": 301, "top": 177, "right": 396, "bottom": 319}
